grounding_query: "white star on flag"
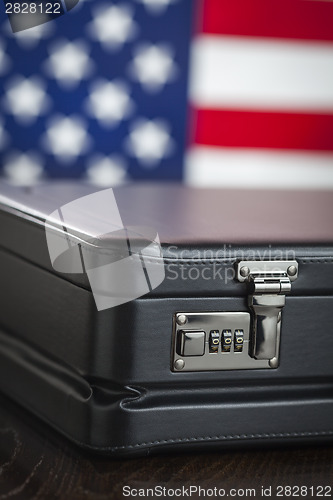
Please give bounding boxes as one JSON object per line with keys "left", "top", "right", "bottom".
{"left": 3, "top": 152, "right": 44, "bottom": 185}
{"left": 3, "top": 76, "right": 50, "bottom": 124}
{"left": 125, "top": 118, "right": 174, "bottom": 167}
{"left": 43, "top": 115, "right": 91, "bottom": 162}
{"left": 85, "top": 80, "right": 133, "bottom": 126}
{"left": 44, "top": 40, "right": 94, "bottom": 89}
{"left": 88, "top": 5, "right": 137, "bottom": 50}
{"left": 129, "top": 43, "right": 177, "bottom": 92}
{"left": 135, "top": 0, "right": 179, "bottom": 15}
{"left": 86, "top": 155, "right": 128, "bottom": 186}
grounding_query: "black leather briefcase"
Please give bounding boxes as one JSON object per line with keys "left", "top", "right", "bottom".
{"left": 0, "top": 181, "right": 332, "bottom": 456}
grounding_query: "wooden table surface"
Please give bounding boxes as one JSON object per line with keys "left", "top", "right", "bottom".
{"left": 0, "top": 394, "right": 332, "bottom": 500}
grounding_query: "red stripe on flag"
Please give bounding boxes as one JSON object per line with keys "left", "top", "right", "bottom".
{"left": 199, "top": 0, "right": 333, "bottom": 42}
{"left": 193, "top": 108, "right": 333, "bottom": 151}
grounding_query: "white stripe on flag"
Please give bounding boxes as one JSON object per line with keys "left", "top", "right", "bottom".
{"left": 185, "top": 147, "right": 333, "bottom": 189}
{"left": 189, "top": 36, "right": 333, "bottom": 110}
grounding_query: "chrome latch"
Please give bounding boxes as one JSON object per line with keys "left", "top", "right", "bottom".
{"left": 236, "top": 261, "right": 298, "bottom": 366}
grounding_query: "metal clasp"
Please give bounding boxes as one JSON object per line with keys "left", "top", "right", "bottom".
{"left": 236, "top": 261, "right": 298, "bottom": 366}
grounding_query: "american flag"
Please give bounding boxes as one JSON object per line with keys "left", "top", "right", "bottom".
{"left": 0, "top": 0, "right": 332, "bottom": 189}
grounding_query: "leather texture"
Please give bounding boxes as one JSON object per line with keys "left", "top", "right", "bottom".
{"left": 0, "top": 182, "right": 332, "bottom": 455}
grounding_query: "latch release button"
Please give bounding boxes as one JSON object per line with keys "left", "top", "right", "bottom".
{"left": 177, "top": 330, "right": 205, "bottom": 356}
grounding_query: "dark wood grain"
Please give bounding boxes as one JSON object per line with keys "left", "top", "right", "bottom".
{"left": 0, "top": 394, "right": 332, "bottom": 500}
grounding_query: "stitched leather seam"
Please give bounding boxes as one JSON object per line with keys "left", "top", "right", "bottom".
{"left": 299, "top": 259, "right": 333, "bottom": 264}
{"left": 101, "top": 430, "right": 333, "bottom": 452}
{"left": 162, "top": 258, "right": 333, "bottom": 265}
{"left": 14, "top": 396, "right": 333, "bottom": 453}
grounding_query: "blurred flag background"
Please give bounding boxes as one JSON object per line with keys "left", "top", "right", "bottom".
{"left": 0, "top": 0, "right": 332, "bottom": 188}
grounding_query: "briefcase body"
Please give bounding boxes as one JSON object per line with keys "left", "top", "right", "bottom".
{"left": 0, "top": 182, "right": 332, "bottom": 456}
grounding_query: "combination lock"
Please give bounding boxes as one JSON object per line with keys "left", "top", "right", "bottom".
{"left": 172, "top": 261, "right": 298, "bottom": 372}
{"left": 172, "top": 311, "right": 276, "bottom": 372}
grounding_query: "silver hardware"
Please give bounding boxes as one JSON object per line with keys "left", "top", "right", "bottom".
{"left": 249, "top": 294, "right": 284, "bottom": 360}
{"left": 236, "top": 260, "right": 298, "bottom": 365}
{"left": 287, "top": 265, "right": 297, "bottom": 277}
{"left": 240, "top": 266, "right": 250, "bottom": 277}
{"left": 269, "top": 357, "right": 279, "bottom": 368}
{"left": 174, "top": 359, "right": 185, "bottom": 370}
{"left": 176, "top": 314, "right": 188, "bottom": 326}
{"left": 237, "top": 260, "right": 298, "bottom": 283}
{"left": 172, "top": 312, "right": 274, "bottom": 372}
